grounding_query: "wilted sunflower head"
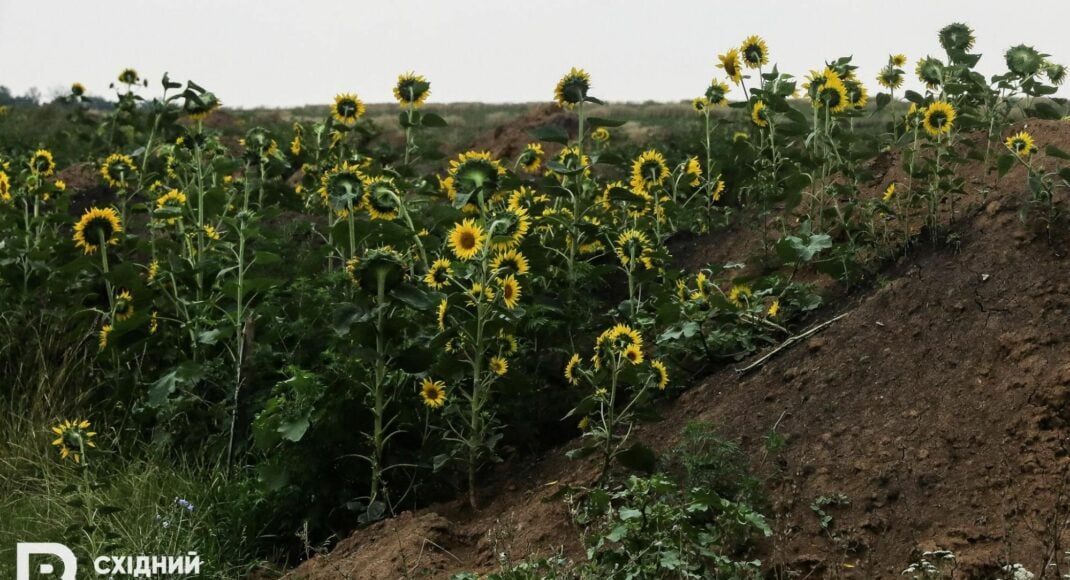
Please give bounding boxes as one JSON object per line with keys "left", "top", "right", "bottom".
{"left": 717, "top": 48, "right": 743, "bottom": 84}
{"left": 353, "top": 246, "right": 409, "bottom": 294}
{"left": 705, "top": 80, "right": 730, "bottom": 106}
{"left": 363, "top": 176, "right": 400, "bottom": 221}
{"left": 877, "top": 65, "right": 904, "bottom": 90}
{"left": 331, "top": 93, "right": 366, "bottom": 125}
{"left": 922, "top": 100, "right": 956, "bottom": 137}
{"left": 740, "top": 35, "right": 769, "bottom": 69}
{"left": 51, "top": 419, "right": 97, "bottom": 463}
{"left": 394, "top": 72, "right": 431, "bottom": 108}
{"left": 118, "top": 68, "right": 140, "bottom": 85}
{"left": 100, "top": 153, "right": 137, "bottom": 188}
{"left": 71, "top": 82, "right": 86, "bottom": 97}
{"left": 1044, "top": 63, "right": 1067, "bottom": 86}
{"left": 1005, "top": 45, "right": 1046, "bottom": 77}
{"left": 939, "top": 23, "right": 975, "bottom": 54}
{"left": 750, "top": 101, "right": 769, "bottom": 127}
{"left": 73, "top": 207, "right": 122, "bottom": 254}
{"left": 319, "top": 162, "right": 367, "bottom": 213}
{"left": 184, "top": 92, "right": 221, "bottom": 121}
{"left": 915, "top": 56, "right": 946, "bottom": 89}
{"left": 1005, "top": 131, "right": 1035, "bottom": 157}
{"left": 517, "top": 143, "right": 544, "bottom": 174}
{"left": 554, "top": 67, "right": 591, "bottom": 109}
{"left": 30, "top": 149, "right": 55, "bottom": 176}
{"left": 630, "top": 149, "right": 669, "bottom": 192}
{"left": 449, "top": 151, "right": 506, "bottom": 196}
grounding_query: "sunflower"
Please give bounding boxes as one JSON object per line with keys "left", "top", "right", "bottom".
{"left": 491, "top": 249, "right": 530, "bottom": 276}
{"left": 845, "top": 80, "right": 868, "bottom": 109}
{"left": 147, "top": 260, "right": 160, "bottom": 283}
{"left": 710, "top": 178, "right": 726, "bottom": 201}
{"left": 331, "top": 93, "right": 366, "bottom": 125}
{"left": 601, "top": 180, "right": 651, "bottom": 218}
{"left": 729, "top": 285, "right": 752, "bottom": 307}
{"left": 490, "top": 207, "right": 531, "bottom": 251}
{"left": 1006, "top": 45, "right": 1045, "bottom": 77}
{"left": 114, "top": 289, "right": 135, "bottom": 321}
{"left": 597, "top": 323, "right": 644, "bottom": 351}
{"left": 939, "top": 23, "right": 975, "bottom": 53}
{"left": 97, "top": 153, "right": 136, "bottom": 189}
{"left": 73, "top": 207, "right": 122, "bottom": 254}
{"left": 615, "top": 229, "right": 654, "bottom": 270}
{"left": 1005, "top": 131, "right": 1035, "bottom": 157}
{"left": 498, "top": 275, "right": 521, "bottom": 309}
{"left": 554, "top": 67, "right": 591, "bottom": 109}
{"left": 915, "top": 57, "right": 945, "bottom": 90}
{"left": 394, "top": 72, "right": 431, "bottom": 108}
{"left": 449, "top": 151, "right": 506, "bottom": 196}
{"left": 891, "top": 54, "right": 907, "bottom": 67}
{"left": 449, "top": 219, "right": 486, "bottom": 260}
{"left": 684, "top": 157, "right": 702, "bottom": 187}
{"left": 184, "top": 93, "right": 221, "bottom": 121}
{"left": 650, "top": 359, "right": 669, "bottom": 390}
{"left": 30, "top": 149, "right": 55, "bottom": 176}
{"left": 363, "top": 176, "right": 401, "bottom": 220}
{"left": 0, "top": 171, "right": 10, "bottom": 202}
{"left": 51, "top": 419, "right": 97, "bottom": 463}
{"left": 623, "top": 344, "right": 644, "bottom": 365}
{"left": 807, "top": 70, "right": 850, "bottom": 114}
{"left": 691, "top": 97, "right": 710, "bottom": 113}
{"left": 883, "top": 183, "right": 896, "bottom": 203}
{"left": 420, "top": 378, "right": 447, "bottom": 408}
{"left": 591, "top": 127, "right": 610, "bottom": 142}
{"left": 154, "top": 189, "right": 187, "bottom": 224}
{"left": 877, "top": 66, "right": 904, "bottom": 90}
{"left": 489, "top": 356, "right": 508, "bottom": 376}
{"left": 118, "top": 68, "right": 140, "bottom": 84}
{"left": 630, "top": 149, "right": 669, "bottom": 193}
{"left": 717, "top": 48, "right": 743, "bottom": 84}
{"left": 71, "top": 82, "right": 86, "bottom": 96}
{"left": 768, "top": 299, "right": 780, "bottom": 319}
{"left": 434, "top": 300, "right": 449, "bottom": 333}
{"left": 507, "top": 186, "right": 549, "bottom": 213}
{"left": 319, "top": 162, "right": 367, "bottom": 215}
{"left": 1046, "top": 63, "right": 1067, "bottom": 86}
{"left": 740, "top": 35, "right": 769, "bottom": 69}
{"left": 424, "top": 258, "right": 452, "bottom": 289}
{"left": 518, "top": 143, "right": 544, "bottom": 174}
{"left": 149, "top": 311, "right": 159, "bottom": 334}
{"left": 564, "top": 353, "right": 582, "bottom": 386}
{"left": 705, "top": 80, "right": 730, "bottom": 106}
{"left": 750, "top": 101, "right": 769, "bottom": 127}
{"left": 98, "top": 324, "right": 112, "bottom": 350}
{"left": 922, "top": 101, "right": 956, "bottom": 137}
{"left": 554, "top": 145, "right": 591, "bottom": 181}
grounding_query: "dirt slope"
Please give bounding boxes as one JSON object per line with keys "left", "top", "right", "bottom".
{"left": 289, "top": 120, "right": 1070, "bottom": 579}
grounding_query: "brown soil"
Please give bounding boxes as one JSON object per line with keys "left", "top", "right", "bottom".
{"left": 465, "top": 103, "right": 577, "bottom": 160}
{"left": 288, "top": 120, "right": 1070, "bottom": 579}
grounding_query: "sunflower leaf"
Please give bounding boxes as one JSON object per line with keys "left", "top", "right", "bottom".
{"left": 420, "top": 113, "right": 448, "bottom": 128}
{"left": 530, "top": 126, "right": 569, "bottom": 145}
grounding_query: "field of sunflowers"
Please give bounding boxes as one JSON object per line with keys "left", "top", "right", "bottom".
{"left": 1, "top": 23, "right": 1068, "bottom": 578}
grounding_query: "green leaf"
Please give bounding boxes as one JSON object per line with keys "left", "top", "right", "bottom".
{"left": 530, "top": 126, "right": 569, "bottom": 145}
{"left": 278, "top": 417, "right": 310, "bottom": 443}
{"left": 392, "top": 284, "right": 435, "bottom": 311}
{"left": 1045, "top": 144, "right": 1070, "bottom": 160}
{"left": 997, "top": 153, "right": 1016, "bottom": 178}
{"left": 616, "top": 442, "right": 657, "bottom": 473}
{"left": 618, "top": 507, "right": 642, "bottom": 520}
{"left": 420, "top": 112, "right": 448, "bottom": 128}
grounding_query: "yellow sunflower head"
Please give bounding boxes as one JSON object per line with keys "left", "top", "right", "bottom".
{"left": 118, "top": 68, "right": 140, "bottom": 85}
{"left": 717, "top": 48, "right": 743, "bottom": 84}
{"left": 650, "top": 359, "right": 669, "bottom": 390}
{"left": 691, "top": 97, "right": 710, "bottom": 113}
{"left": 740, "top": 35, "right": 769, "bottom": 69}
{"left": 710, "top": 178, "right": 726, "bottom": 202}
{"left": 750, "top": 100, "right": 769, "bottom": 127}
{"left": 100, "top": 153, "right": 137, "bottom": 189}
{"left": 615, "top": 229, "right": 654, "bottom": 270}
{"left": 51, "top": 419, "right": 97, "bottom": 463}
{"left": 319, "top": 162, "right": 367, "bottom": 215}
{"left": 331, "top": 93, "right": 366, "bottom": 126}
{"left": 844, "top": 80, "right": 868, "bottom": 109}
{"left": 518, "top": 143, "right": 544, "bottom": 174}
{"left": 449, "top": 151, "right": 506, "bottom": 197}
{"left": 630, "top": 149, "right": 669, "bottom": 192}
{"left": 0, "top": 171, "right": 11, "bottom": 203}
{"left": 554, "top": 67, "right": 591, "bottom": 109}
{"left": 729, "top": 284, "right": 752, "bottom": 307}
{"left": 420, "top": 378, "right": 447, "bottom": 408}
{"left": 98, "top": 324, "right": 112, "bottom": 350}
{"left": 490, "top": 206, "right": 530, "bottom": 251}
{"left": 883, "top": 183, "right": 896, "bottom": 203}
{"left": 437, "top": 298, "right": 449, "bottom": 330}
{"left": 498, "top": 274, "right": 522, "bottom": 309}
{"left": 30, "top": 149, "right": 55, "bottom": 177}
{"left": 491, "top": 249, "right": 530, "bottom": 276}
{"left": 891, "top": 54, "right": 908, "bottom": 67}
{"left": 1005, "top": 131, "right": 1035, "bottom": 157}
{"left": 767, "top": 299, "right": 780, "bottom": 319}
{"left": 448, "top": 218, "right": 486, "bottom": 260}
{"left": 363, "top": 176, "right": 401, "bottom": 221}
{"left": 591, "top": 127, "right": 610, "bottom": 143}
{"left": 685, "top": 157, "right": 702, "bottom": 187}
{"left": 877, "top": 65, "right": 904, "bottom": 90}
{"left": 705, "top": 80, "right": 730, "bottom": 106}
{"left": 922, "top": 100, "right": 956, "bottom": 137}
{"left": 114, "top": 289, "right": 135, "bottom": 322}
{"left": 564, "top": 353, "right": 582, "bottom": 386}
{"left": 623, "top": 343, "right": 644, "bottom": 365}
{"left": 394, "top": 72, "right": 431, "bottom": 108}
{"left": 73, "top": 207, "right": 122, "bottom": 254}
{"left": 71, "top": 82, "right": 86, "bottom": 97}
{"left": 489, "top": 356, "right": 509, "bottom": 376}
{"left": 424, "top": 258, "right": 452, "bottom": 289}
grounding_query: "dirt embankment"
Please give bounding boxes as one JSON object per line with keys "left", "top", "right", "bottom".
{"left": 289, "top": 119, "right": 1070, "bottom": 579}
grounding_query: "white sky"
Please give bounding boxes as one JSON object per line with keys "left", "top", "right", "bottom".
{"left": 1, "top": 0, "right": 1067, "bottom": 108}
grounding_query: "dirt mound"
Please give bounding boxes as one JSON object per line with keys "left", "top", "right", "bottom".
{"left": 467, "top": 103, "right": 576, "bottom": 160}
{"left": 289, "top": 120, "right": 1070, "bottom": 579}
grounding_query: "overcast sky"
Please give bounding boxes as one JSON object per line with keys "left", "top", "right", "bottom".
{"left": 1, "top": 0, "right": 1067, "bottom": 108}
